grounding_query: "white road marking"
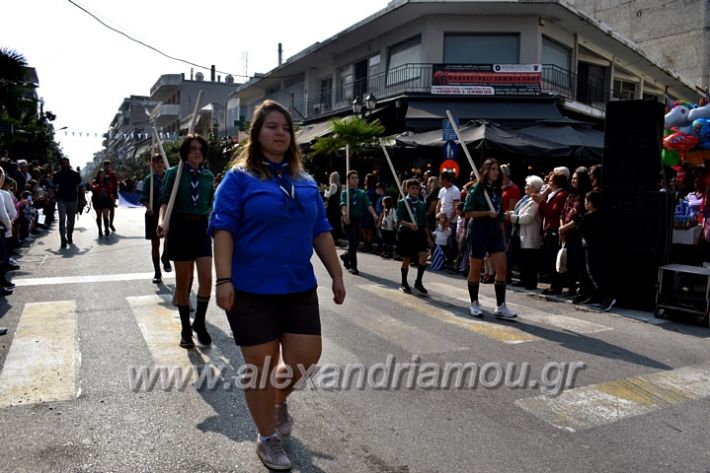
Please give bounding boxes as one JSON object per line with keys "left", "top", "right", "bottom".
{"left": 515, "top": 362, "right": 710, "bottom": 432}
{"left": 356, "top": 284, "right": 539, "bottom": 344}
{"left": 14, "top": 271, "right": 175, "bottom": 287}
{"left": 427, "top": 282, "right": 613, "bottom": 335}
{"left": 0, "top": 301, "right": 79, "bottom": 408}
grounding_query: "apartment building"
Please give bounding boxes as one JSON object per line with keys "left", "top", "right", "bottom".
{"left": 229, "top": 0, "right": 699, "bottom": 137}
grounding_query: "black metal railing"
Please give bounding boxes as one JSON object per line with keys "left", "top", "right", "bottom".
{"left": 261, "top": 63, "right": 634, "bottom": 120}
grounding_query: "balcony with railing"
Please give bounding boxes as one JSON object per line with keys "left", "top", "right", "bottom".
{"left": 265, "top": 63, "right": 633, "bottom": 122}
{"left": 150, "top": 74, "right": 182, "bottom": 101}
{"left": 150, "top": 103, "right": 180, "bottom": 125}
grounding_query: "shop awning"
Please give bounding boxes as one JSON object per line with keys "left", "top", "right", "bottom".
{"left": 405, "top": 98, "right": 564, "bottom": 130}
{"left": 518, "top": 124, "right": 604, "bottom": 160}
{"left": 295, "top": 120, "right": 333, "bottom": 145}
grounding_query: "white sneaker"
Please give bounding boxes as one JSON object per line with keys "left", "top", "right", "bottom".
{"left": 469, "top": 301, "right": 483, "bottom": 318}
{"left": 256, "top": 435, "right": 291, "bottom": 470}
{"left": 494, "top": 303, "right": 517, "bottom": 319}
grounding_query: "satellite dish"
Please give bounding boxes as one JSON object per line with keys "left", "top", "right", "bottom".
{"left": 195, "top": 72, "right": 204, "bottom": 81}
{"left": 225, "top": 74, "right": 234, "bottom": 84}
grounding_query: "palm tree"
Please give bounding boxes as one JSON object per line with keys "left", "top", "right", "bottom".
{"left": 0, "top": 47, "right": 37, "bottom": 120}
{"left": 309, "top": 116, "right": 385, "bottom": 159}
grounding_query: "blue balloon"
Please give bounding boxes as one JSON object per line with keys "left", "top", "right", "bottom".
{"left": 692, "top": 118, "right": 710, "bottom": 139}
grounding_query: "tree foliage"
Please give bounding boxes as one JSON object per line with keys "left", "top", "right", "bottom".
{"left": 308, "top": 116, "right": 385, "bottom": 159}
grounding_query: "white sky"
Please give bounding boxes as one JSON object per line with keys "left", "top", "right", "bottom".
{"left": 4, "top": 0, "right": 388, "bottom": 169}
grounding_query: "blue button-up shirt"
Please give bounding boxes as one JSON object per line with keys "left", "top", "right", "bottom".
{"left": 208, "top": 167, "right": 332, "bottom": 294}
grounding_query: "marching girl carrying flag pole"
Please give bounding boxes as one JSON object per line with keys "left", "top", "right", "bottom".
{"left": 156, "top": 91, "right": 214, "bottom": 349}
{"left": 140, "top": 151, "right": 170, "bottom": 284}
{"left": 445, "top": 111, "right": 517, "bottom": 319}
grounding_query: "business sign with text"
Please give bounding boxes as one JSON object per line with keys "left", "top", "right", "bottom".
{"left": 431, "top": 64, "right": 542, "bottom": 96}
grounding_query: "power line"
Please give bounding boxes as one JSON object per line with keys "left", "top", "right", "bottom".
{"left": 66, "top": 0, "right": 251, "bottom": 79}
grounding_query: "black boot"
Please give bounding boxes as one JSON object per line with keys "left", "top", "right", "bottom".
{"left": 96, "top": 217, "right": 103, "bottom": 237}
{"left": 192, "top": 296, "right": 212, "bottom": 346}
{"left": 177, "top": 305, "right": 194, "bottom": 348}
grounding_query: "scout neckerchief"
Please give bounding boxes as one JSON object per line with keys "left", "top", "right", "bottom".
{"left": 405, "top": 194, "right": 419, "bottom": 224}
{"left": 263, "top": 160, "right": 303, "bottom": 212}
{"left": 184, "top": 163, "right": 201, "bottom": 207}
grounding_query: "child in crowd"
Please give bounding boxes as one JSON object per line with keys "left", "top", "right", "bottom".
{"left": 379, "top": 196, "right": 396, "bottom": 259}
{"left": 396, "top": 179, "right": 430, "bottom": 295}
{"left": 431, "top": 212, "right": 451, "bottom": 271}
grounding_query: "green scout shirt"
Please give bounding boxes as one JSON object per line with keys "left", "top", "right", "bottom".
{"left": 464, "top": 183, "right": 504, "bottom": 223}
{"left": 396, "top": 196, "right": 427, "bottom": 227}
{"left": 160, "top": 164, "right": 214, "bottom": 216}
{"left": 339, "top": 188, "right": 371, "bottom": 218}
{"left": 141, "top": 172, "right": 165, "bottom": 215}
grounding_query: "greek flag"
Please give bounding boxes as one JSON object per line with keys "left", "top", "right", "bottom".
{"left": 431, "top": 244, "right": 445, "bottom": 271}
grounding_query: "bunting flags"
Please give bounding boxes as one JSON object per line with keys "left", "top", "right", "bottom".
{"left": 60, "top": 130, "right": 181, "bottom": 141}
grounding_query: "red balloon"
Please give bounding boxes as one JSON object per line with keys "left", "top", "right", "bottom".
{"left": 664, "top": 132, "right": 699, "bottom": 151}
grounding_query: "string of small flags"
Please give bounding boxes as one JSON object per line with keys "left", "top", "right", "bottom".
{"left": 60, "top": 130, "right": 182, "bottom": 141}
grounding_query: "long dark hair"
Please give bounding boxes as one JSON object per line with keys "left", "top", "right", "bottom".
{"left": 178, "top": 134, "right": 208, "bottom": 163}
{"left": 232, "top": 100, "right": 303, "bottom": 179}
{"left": 476, "top": 158, "right": 502, "bottom": 192}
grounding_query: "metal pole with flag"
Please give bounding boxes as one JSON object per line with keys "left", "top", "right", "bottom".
{"left": 445, "top": 110, "right": 495, "bottom": 212}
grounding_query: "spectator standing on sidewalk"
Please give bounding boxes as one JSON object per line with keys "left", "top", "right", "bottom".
{"left": 436, "top": 171, "right": 461, "bottom": 264}
{"left": 140, "top": 153, "right": 171, "bottom": 284}
{"left": 0, "top": 167, "right": 15, "bottom": 294}
{"left": 210, "top": 100, "right": 345, "bottom": 471}
{"left": 157, "top": 134, "right": 214, "bottom": 350}
{"left": 52, "top": 157, "right": 84, "bottom": 249}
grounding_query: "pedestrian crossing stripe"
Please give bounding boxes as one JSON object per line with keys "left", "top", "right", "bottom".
{"left": 0, "top": 301, "right": 79, "bottom": 408}
{"left": 14, "top": 271, "right": 176, "bottom": 287}
{"left": 426, "top": 282, "right": 613, "bottom": 335}
{"left": 126, "top": 295, "right": 230, "bottom": 382}
{"left": 318, "top": 287, "right": 468, "bottom": 355}
{"left": 356, "top": 284, "right": 540, "bottom": 344}
{"left": 515, "top": 362, "right": 710, "bottom": 432}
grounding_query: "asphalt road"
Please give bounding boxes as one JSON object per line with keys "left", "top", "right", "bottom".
{"left": 0, "top": 205, "right": 709, "bottom": 473}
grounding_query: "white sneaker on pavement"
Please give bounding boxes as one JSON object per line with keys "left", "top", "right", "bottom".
{"left": 256, "top": 435, "right": 291, "bottom": 470}
{"left": 469, "top": 301, "right": 483, "bottom": 318}
{"left": 494, "top": 303, "right": 518, "bottom": 319}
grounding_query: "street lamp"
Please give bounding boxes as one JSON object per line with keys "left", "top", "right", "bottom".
{"left": 352, "top": 93, "right": 377, "bottom": 117}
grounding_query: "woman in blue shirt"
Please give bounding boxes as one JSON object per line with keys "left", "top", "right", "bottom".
{"left": 209, "top": 100, "right": 345, "bottom": 471}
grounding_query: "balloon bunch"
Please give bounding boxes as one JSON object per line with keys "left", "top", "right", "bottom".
{"left": 663, "top": 99, "right": 710, "bottom": 166}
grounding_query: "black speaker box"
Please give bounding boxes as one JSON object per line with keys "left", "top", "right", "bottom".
{"left": 604, "top": 190, "right": 672, "bottom": 309}
{"left": 602, "top": 100, "right": 665, "bottom": 191}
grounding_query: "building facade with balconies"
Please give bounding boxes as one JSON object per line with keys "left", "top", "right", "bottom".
{"left": 102, "top": 95, "right": 156, "bottom": 163}
{"left": 230, "top": 0, "right": 699, "bottom": 136}
{"left": 148, "top": 70, "right": 239, "bottom": 137}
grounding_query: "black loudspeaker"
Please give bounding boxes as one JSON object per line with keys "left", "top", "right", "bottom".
{"left": 602, "top": 100, "right": 665, "bottom": 191}
{"left": 605, "top": 190, "right": 672, "bottom": 309}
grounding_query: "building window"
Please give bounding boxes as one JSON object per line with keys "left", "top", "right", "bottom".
{"left": 443, "top": 34, "right": 520, "bottom": 64}
{"left": 613, "top": 79, "right": 637, "bottom": 100}
{"left": 387, "top": 35, "right": 422, "bottom": 85}
{"left": 320, "top": 77, "right": 333, "bottom": 112}
{"left": 542, "top": 36, "right": 571, "bottom": 71}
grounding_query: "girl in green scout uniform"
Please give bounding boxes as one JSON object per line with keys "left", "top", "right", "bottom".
{"left": 157, "top": 135, "right": 214, "bottom": 349}
{"left": 396, "top": 179, "right": 431, "bottom": 295}
{"left": 339, "top": 170, "right": 377, "bottom": 275}
{"left": 140, "top": 153, "right": 171, "bottom": 284}
{"left": 464, "top": 158, "right": 517, "bottom": 319}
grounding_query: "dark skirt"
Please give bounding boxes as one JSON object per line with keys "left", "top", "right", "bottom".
{"left": 165, "top": 214, "right": 212, "bottom": 261}
{"left": 92, "top": 195, "right": 113, "bottom": 210}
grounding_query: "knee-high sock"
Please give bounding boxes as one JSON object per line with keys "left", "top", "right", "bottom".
{"left": 468, "top": 282, "right": 479, "bottom": 303}
{"left": 193, "top": 296, "right": 209, "bottom": 328}
{"left": 96, "top": 217, "right": 102, "bottom": 230}
{"left": 415, "top": 265, "right": 426, "bottom": 285}
{"left": 401, "top": 267, "right": 409, "bottom": 285}
{"left": 495, "top": 281, "right": 506, "bottom": 306}
{"left": 152, "top": 255, "right": 161, "bottom": 273}
{"left": 177, "top": 305, "right": 191, "bottom": 335}
{"left": 103, "top": 215, "right": 110, "bottom": 231}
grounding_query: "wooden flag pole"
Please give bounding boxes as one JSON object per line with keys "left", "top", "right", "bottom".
{"left": 379, "top": 139, "right": 415, "bottom": 224}
{"left": 345, "top": 144, "right": 350, "bottom": 219}
{"left": 149, "top": 131, "right": 156, "bottom": 211}
{"left": 163, "top": 90, "right": 203, "bottom": 234}
{"left": 152, "top": 126, "right": 170, "bottom": 168}
{"left": 445, "top": 110, "right": 495, "bottom": 212}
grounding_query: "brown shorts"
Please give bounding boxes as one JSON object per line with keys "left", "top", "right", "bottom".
{"left": 225, "top": 286, "right": 321, "bottom": 347}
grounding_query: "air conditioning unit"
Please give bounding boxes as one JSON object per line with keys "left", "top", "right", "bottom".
{"left": 312, "top": 104, "right": 322, "bottom": 115}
